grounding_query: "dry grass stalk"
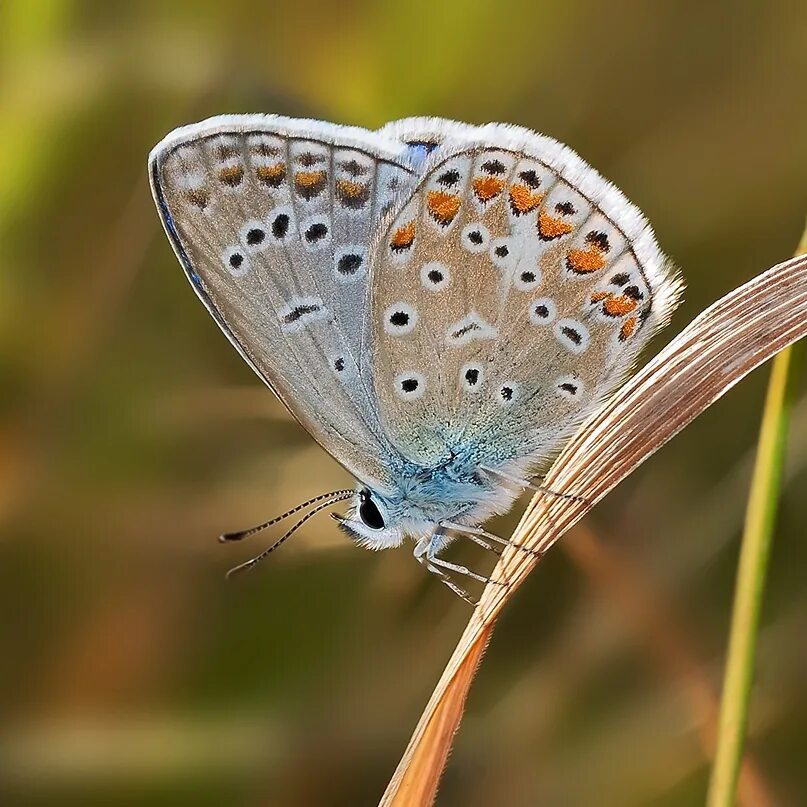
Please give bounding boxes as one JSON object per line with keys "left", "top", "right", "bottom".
{"left": 380, "top": 252, "right": 807, "bottom": 806}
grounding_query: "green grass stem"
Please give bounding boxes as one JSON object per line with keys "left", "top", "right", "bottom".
{"left": 706, "top": 222, "right": 807, "bottom": 807}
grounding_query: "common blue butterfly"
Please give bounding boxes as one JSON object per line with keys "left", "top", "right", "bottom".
{"left": 149, "top": 115, "right": 682, "bottom": 601}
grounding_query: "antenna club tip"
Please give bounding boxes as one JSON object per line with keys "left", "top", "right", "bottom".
{"left": 219, "top": 533, "right": 242, "bottom": 543}
{"left": 220, "top": 531, "right": 248, "bottom": 542}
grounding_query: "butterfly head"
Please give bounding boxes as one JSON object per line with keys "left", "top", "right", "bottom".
{"left": 331, "top": 487, "right": 408, "bottom": 549}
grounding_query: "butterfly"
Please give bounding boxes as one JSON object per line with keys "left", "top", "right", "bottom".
{"left": 149, "top": 115, "right": 682, "bottom": 601}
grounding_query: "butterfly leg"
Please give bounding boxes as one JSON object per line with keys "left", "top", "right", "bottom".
{"left": 441, "top": 523, "right": 503, "bottom": 555}
{"left": 429, "top": 565, "right": 478, "bottom": 605}
{"left": 425, "top": 528, "right": 505, "bottom": 587}
{"left": 440, "top": 521, "right": 543, "bottom": 557}
{"left": 413, "top": 534, "right": 477, "bottom": 605}
{"left": 427, "top": 553, "right": 504, "bottom": 586}
{"left": 479, "top": 465, "right": 588, "bottom": 504}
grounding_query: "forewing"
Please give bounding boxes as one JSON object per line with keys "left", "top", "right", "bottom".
{"left": 149, "top": 115, "right": 418, "bottom": 485}
{"left": 370, "top": 126, "right": 682, "bottom": 468}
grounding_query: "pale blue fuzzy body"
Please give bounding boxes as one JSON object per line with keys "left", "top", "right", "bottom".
{"left": 336, "top": 433, "right": 531, "bottom": 551}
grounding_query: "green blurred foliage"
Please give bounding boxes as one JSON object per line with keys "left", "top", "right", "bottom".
{"left": 0, "top": 1, "right": 806, "bottom": 805}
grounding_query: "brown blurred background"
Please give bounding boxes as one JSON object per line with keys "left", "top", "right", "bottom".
{"left": 1, "top": 1, "right": 806, "bottom": 805}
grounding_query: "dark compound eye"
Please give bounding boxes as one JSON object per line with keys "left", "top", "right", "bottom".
{"left": 358, "top": 490, "right": 385, "bottom": 530}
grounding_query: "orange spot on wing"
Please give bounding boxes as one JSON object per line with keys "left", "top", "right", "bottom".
{"left": 218, "top": 165, "right": 244, "bottom": 186}
{"left": 390, "top": 221, "right": 416, "bottom": 251}
{"left": 426, "top": 191, "right": 461, "bottom": 225}
{"left": 184, "top": 189, "right": 210, "bottom": 209}
{"left": 590, "top": 290, "right": 609, "bottom": 303}
{"left": 620, "top": 316, "right": 638, "bottom": 340}
{"left": 509, "top": 184, "right": 544, "bottom": 215}
{"left": 336, "top": 178, "right": 365, "bottom": 198}
{"left": 567, "top": 246, "right": 606, "bottom": 274}
{"left": 472, "top": 175, "right": 505, "bottom": 202}
{"left": 295, "top": 170, "right": 327, "bottom": 188}
{"left": 537, "top": 210, "right": 575, "bottom": 240}
{"left": 336, "top": 178, "right": 370, "bottom": 208}
{"left": 604, "top": 294, "right": 638, "bottom": 317}
{"left": 256, "top": 163, "right": 286, "bottom": 185}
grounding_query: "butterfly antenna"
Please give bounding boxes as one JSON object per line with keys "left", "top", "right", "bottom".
{"left": 224, "top": 491, "right": 353, "bottom": 579}
{"left": 218, "top": 489, "right": 354, "bottom": 542}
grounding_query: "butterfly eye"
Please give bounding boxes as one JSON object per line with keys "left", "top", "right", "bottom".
{"left": 358, "top": 490, "right": 385, "bottom": 531}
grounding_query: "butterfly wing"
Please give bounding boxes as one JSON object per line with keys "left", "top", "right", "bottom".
{"left": 149, "top": 115, "right": 419, "bottom": 485}
{"left": 370, "top": 121, "right": 682, "bottom": 468}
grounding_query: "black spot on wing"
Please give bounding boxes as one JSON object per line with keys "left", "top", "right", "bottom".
{"left": 282, "top": 303, "right": 321, "bottom": 325}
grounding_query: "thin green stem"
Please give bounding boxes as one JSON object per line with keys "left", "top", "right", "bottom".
{"left": 706, "top": 222, "right": 807, "bottom": 807}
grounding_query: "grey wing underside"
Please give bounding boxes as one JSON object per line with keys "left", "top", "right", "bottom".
{"left": 149, "top": 115, "right": 418, "bottom": 487}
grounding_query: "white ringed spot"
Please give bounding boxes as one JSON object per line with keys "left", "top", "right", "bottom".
{"left": 460, "top": 362, "right": 484, "bottom": 393}
{"left": 555, "top": 375, "right": 584, "bottom": 400}
{"left": 334, "top": 246, "right": 367, "bottom": 283}
{"left": 554, "top": 318, "right": 590, "bottom": 354}
{"left": 497, "top": 382, "right": 519, "bottom": 407}
{"left": 489, "top": 237, "right": 514, "bottom": 270}
{"left": 514, "top": 266, "right": 542, "bottom": 291}
{"left": 222, "top": 245, "right": 250, "bottom": 278}
{"left": 266, "top": 205, "right": 295, "bottom": 242}
{"left": 279, "top": 296, "right": 328, "bottom": 333}
{"left": 239, "top": 219, "right": 269, "bottom": 253}
{"left": 529, "top": 297, "right": 557, "bottom": 325}
{"left": 445, "top": 312, "right": 499, "bottom": 346}
{"left": 394, "top": 371, "right": 426, "bottom": 401}
{"left": 383, "top": 302, "right": 419, "bottom": 336}
{"left": 460, "top": 222, "right": 491, "bottom": 253}
{"left": 300, "top": 214, "right": 331, "bottom": 252}
{"left": 420, "top": 261, "right": 451, "bottom": 291}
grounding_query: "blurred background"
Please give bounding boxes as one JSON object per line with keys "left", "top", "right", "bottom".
{"left": 1, "top": 1, "right": 806, "bottom": 805}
